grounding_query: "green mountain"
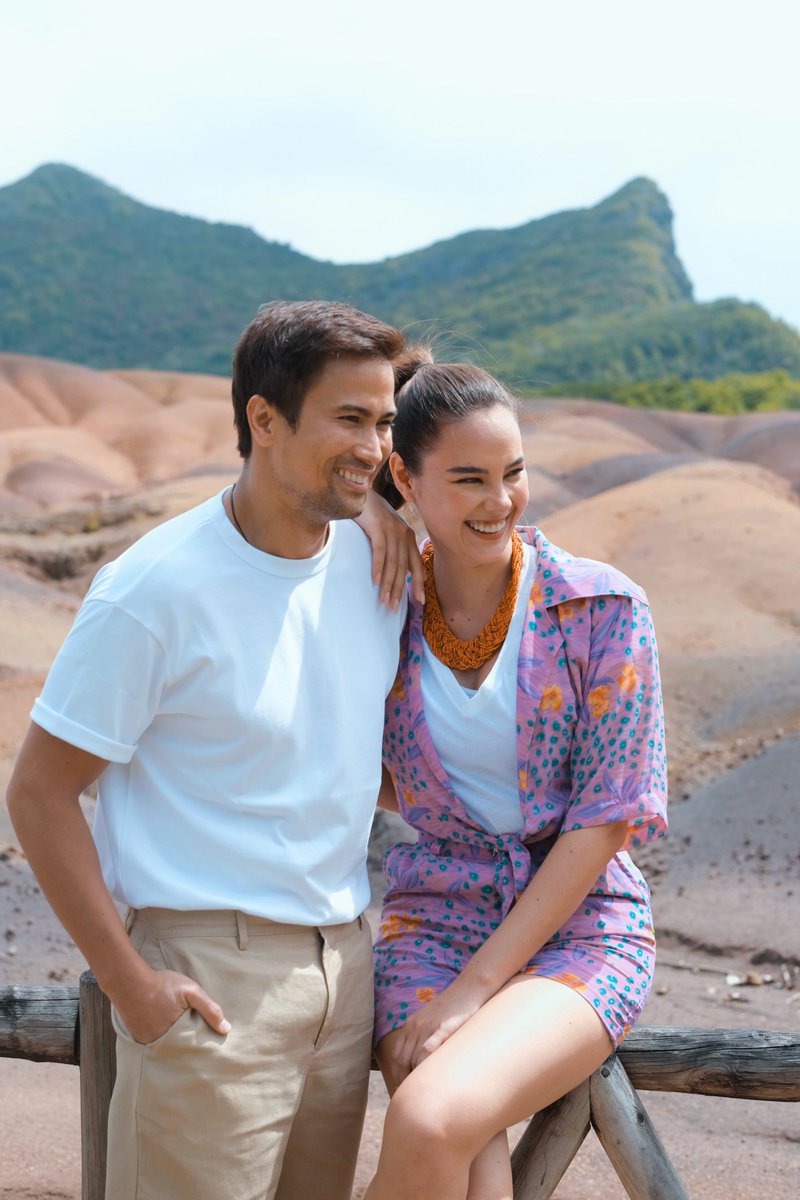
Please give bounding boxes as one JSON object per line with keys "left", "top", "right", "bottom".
{"left": 0, "top": 164, "right": 335, "bottom": 372}
{"left": 1, "top": 163, "right": 799, "bottom": 384}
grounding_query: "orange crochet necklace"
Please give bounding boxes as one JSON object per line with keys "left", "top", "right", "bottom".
{"left": 422, "top": 531, "right": 524, "bottom": 670}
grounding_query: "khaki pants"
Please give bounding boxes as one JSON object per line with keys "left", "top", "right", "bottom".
{"left": 107, "top": 907, "right": 374, "bottom": 1200}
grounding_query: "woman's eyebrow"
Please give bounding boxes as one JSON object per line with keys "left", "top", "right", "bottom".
{"left": 446, "top": 455, "right": 524, "bottom": 474}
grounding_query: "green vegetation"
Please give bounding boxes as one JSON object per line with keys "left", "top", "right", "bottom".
{"left": 0, "top": 164, "right": 335, "bottom": 373}
{"left": 1, "top": 164, "right": 799, "bottom": 395}
{"left": 502, "top": 300, "right": 800, "bottom": 390}
{"left": 538, "top": 369, "right": 800, "bottom": 413}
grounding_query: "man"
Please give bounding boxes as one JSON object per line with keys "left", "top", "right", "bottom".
{"left": 8, "top": 301, "right": 416, "bottom": 1199}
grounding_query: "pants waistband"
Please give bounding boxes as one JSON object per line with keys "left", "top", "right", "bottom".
{"left": 126, "top": 907, "right": 364, "bottom": 946}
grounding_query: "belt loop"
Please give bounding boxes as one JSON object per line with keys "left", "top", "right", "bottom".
{"left": 235, "top": 910, "right": 249, "bottom": 951}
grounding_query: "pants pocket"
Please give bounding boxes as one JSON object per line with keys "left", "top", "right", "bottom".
{"left": 111, "top": 1001, "right": 196, "bottom": 1048}
{"left": 111, "top": 917, "right": 195, "bottom": 1047}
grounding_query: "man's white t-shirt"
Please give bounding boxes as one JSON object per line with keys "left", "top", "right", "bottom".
{"left": 32, "top": 492, "right": 405, "bottom": 926}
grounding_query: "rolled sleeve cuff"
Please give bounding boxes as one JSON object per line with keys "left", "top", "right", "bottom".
{"left": 31, "top": 699, "right": 137, "bottom": 764}
{"left": 564, "top": 789, "right": 667, "bottom": 850}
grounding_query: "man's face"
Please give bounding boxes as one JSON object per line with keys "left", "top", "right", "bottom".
{"left": 267, "top": 355, "right": 396, "bottom": 530}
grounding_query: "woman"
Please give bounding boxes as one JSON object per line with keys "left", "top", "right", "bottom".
{"left": 366, "top": 357, "right": 667, "bottom": 1200}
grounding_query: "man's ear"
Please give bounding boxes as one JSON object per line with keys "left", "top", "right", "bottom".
{"left": 389, "top": 452, "right": 416, "bottom": 505}
{"left": 247, "top": 395, "right": 278, "bottom": 448}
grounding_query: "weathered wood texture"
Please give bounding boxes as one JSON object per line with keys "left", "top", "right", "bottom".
{"left": 3, "top": 994, "right": 798, "bottom": 1104}
{"left": 591, "top": 1055, "right": 691, "bottom": 1200}
{"left": 0, "top": 984, "right": 78, "bottom": 1063}
{"left": 618, "top": 1025, "right": 800, "bottom": 1101}
{"left": 79, "top": 971, "right": 116, "bottom": 1200}
{"left": 511, "top": 1079, "right": 590, "bottom": 1200}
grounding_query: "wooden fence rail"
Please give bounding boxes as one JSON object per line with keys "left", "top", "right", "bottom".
{"left": 2, "top": 973, "right": 799, "bottom": 1199}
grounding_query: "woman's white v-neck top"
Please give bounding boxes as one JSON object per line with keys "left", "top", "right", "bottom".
{"left": 420, "top": 543, "right": 535, "bottom": 835}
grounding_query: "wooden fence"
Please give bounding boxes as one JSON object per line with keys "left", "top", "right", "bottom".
{"left": 2, "top": 972, "right": 799, "bottom": 1199}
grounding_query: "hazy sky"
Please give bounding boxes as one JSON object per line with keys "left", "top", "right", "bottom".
{"left": 4, "top": 0, "right": 799, "bottom": 330}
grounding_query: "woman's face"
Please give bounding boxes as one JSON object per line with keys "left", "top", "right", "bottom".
{"left": 392, "top": 404, "right": 529, "bottom": 567}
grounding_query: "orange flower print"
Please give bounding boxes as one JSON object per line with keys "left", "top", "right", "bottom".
{"left": 402, "top": 789, "right": 416, "bottom": 808}
{"left": 380, "top": 913, "right": 423, "bottom": 942}
{"left": 415, "top": 987, "right": 435, "bottom": 1003}
{"left": 550, "top": 972, "right": 587, "bottom": 990}
{"left": 541, "top": 684, "right": 562, "bottom": 711}
{"left": 588, "top": 684, "right": 611, "bottom": 718}
{"left": 521, "top": 963, "right": 540, "bottom": 975}
{"left": 616, "top": 662, "right": 637, "bottom": 692}
{"left": 529, "top": 580, "right": 543, "bottom": 603}
{"left": 389, "top": 673, "right": 404, "bottom": 699}
{"left": 557, "top": 602, "right": 574, "bottom": 620}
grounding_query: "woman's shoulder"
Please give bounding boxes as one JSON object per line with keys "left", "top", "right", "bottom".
{"left": 517, "top": 526, "right": 649, "bottom": 608}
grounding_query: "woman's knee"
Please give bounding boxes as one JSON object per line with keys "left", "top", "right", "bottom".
{"left": 383, "top": 1076, "right": 481, "bottom": 1157}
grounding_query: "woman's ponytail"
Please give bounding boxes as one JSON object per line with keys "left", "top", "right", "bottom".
{"left": 393, "top": 344, "right": 435, "bottom": 393}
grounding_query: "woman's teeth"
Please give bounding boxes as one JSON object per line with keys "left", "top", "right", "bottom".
{"left": 467, "top": 520, "right": 506, "bottom": 534}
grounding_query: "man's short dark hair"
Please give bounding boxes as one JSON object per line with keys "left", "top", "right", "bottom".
{"left": 232, "top": 300, "right": 406, "bottom": 457}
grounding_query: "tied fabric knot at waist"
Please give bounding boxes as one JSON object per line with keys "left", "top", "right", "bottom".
{"left": 415, "top": 830, "right": 557, "bottom": 918}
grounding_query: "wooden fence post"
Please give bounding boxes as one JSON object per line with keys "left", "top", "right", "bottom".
{"left": 511, "top": 1078, "right": 591, "bottom": 1199}
{"left": 590, "top": 1054, "right": 691, "bottom": 1200}
{"left": 78, "top": 971, "right": 116, "bottom": 1200}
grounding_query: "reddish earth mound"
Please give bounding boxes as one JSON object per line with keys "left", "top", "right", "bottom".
{"left": 0, "top": 354, "right": 236, "bottom": 504}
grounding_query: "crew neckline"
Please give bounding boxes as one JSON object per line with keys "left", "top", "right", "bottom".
{"left": 211, "top": 489, "right": 335, "bottom": 577}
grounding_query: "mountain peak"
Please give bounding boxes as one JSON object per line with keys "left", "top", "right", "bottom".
{"left": 598, "top": 175, "right": 675, "bottom": 227}
{"left": 613, "top": 175, "right": 663, "bottom": 198}
{"left": 17, "top": 162, "right": 120, "bottom": 197}
{"left": 1, "top": 163, "right": 133, "bottom": 220}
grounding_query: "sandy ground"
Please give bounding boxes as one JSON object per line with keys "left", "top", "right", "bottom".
{"left": 1, "top": 356, "right": 799, "bottom": 1197}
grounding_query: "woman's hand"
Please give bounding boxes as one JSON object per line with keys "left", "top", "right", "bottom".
{"left": 381, "top": 978, "right": 488, "bottom": 1088}
{"left": 355, "top": 490, "right": 424, "bottom": 610}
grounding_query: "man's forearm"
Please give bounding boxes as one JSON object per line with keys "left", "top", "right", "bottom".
{"left": 8, "top": 723, "right": 230, "bottom": 1043}
{"left": 8, "top": 763, "right": 148, "bottom": 1003}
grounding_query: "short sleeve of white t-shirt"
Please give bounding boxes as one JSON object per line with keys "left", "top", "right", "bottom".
{"left": 32, "top": 600, "right": 167, "bottom": 763}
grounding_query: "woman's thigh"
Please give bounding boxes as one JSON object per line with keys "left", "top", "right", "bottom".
{"left": 386, "top": 976, "right": 613, "bottom": 1146}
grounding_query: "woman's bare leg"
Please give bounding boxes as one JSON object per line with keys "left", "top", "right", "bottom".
{"left": 466, "top": 1130, "right": 512, "bottom": 1200}
{"left": 371, "top": 1032, "right": 513, "bottom": 1200}
{"left": 365, "top": 976, "right": 612, "bottom": 1200}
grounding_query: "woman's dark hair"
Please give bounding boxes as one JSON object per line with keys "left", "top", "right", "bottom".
{"left": 232, "top": 300, "right": 406, "bottom": 457}
{"left": 375, "top": 349, "right": 519, "bottom": 509}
